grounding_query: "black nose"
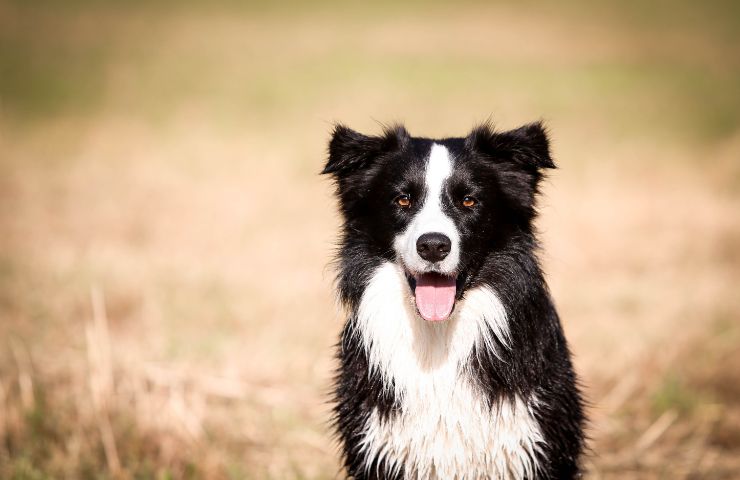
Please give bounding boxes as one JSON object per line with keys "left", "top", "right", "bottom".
{"left": 416, "top": 232, "right": 451, "bottom": 262}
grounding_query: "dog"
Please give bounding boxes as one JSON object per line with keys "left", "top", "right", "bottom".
{"left": 322, "top": 121, "right": 585, "bottom": 479}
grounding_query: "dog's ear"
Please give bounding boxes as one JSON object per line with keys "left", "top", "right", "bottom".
{"left": 322, "top": 124, "right": 408, "bottom": 177}
{"left": 466, "top": 121, "right": 555, "bottom": 218}
{"left": 466, "top": 121, "right": 555, "bottom": 171}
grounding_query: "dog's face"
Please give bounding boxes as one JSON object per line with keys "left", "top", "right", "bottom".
{"left": 323, "top": 122, "right": 554, "bottom": 322}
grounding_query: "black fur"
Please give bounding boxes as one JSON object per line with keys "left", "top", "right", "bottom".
{"left": 323, "top": 122, "right": 585, "bottom": 479}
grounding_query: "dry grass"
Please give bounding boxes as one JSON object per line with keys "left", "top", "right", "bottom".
{"left": 1, "top": 1, "right": 739, "bottom": 478}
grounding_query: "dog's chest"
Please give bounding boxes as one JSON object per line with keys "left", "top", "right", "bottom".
{"left": 361, "top": 373, "right": 542, "bottom": 480}
{"left": 356, "top": 263, "right": 543, "bottom": 479}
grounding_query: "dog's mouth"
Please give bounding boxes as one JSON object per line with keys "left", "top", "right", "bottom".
{"left": 405, "top": 271, "right": 461, "bottom": 322}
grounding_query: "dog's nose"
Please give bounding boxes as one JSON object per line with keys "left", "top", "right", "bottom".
{"left": 416, "top": 232, "right": 451, "bottom": 263}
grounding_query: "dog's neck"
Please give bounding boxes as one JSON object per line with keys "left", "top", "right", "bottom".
{"left": 353, "top": 261, "right": 544, "bottom": 479}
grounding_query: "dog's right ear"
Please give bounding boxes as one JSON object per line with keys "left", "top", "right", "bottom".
{"left": 322, "top": 124, "right": 408, "bottom": 178}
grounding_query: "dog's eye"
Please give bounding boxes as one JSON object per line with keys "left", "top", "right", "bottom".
{"left": 396, "top": 194, "right": 411, "bottom": 208}
{"left": 462, "top": 196, "right": 477, "bottom": 208}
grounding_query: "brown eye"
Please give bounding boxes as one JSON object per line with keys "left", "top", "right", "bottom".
{"left": 462, "top": 196, "right": 476, "bottom": 208}
{"left": 396, "top": 194, "right": 411, "bottom": 207}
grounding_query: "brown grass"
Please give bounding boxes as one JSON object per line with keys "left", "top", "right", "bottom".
{"left": 1, "top": 1, "right": 739, "bottom": 478}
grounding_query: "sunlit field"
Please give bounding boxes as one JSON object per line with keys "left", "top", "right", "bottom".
{"left": 1, "top": 1, "right": 739, "bottom": 478}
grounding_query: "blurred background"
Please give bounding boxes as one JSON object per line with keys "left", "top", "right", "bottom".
{"left": 1, "top": 0, "right": 739, "bottom": 478}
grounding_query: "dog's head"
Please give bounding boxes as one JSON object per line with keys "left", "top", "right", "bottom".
{"left": 323, "top": 122, "right": 554, "bottom": 322}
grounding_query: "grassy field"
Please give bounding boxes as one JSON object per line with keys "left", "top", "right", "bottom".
{"left": 1, "top": 0, "right": 739, "bottom": 478}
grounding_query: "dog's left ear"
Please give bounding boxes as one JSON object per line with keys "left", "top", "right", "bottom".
{"left": 466, "top": 121, "right": 555, "bottom": 171}
{"left": 466, "top": 121, "right": 555, "bottom": 218}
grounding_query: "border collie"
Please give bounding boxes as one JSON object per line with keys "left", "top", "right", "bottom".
{"left": 323, "top": 121, "right": 585, "bottom": 479}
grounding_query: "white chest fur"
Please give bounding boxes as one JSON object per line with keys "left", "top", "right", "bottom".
{"left": 355, "top": 262, "right": 544, "bottom": 479}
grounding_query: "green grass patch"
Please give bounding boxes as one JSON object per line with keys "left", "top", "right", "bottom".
{"left": 652, "top": 372, "right": 703, "bottom": 416}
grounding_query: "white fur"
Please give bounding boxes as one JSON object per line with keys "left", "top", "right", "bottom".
{"left": 394, "top": 143, "right": 461, "bottom": 275}
{"left": 356, "top": 262, "right": 544, "bottom": 479}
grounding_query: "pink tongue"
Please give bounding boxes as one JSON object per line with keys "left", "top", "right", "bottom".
{"left": 414, "top": 273, "right": 457, "bottom": 322}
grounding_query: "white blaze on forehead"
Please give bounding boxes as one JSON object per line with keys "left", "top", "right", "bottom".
{"left": 425, "top": 143, "right": 453, "bottom": 206}
{"left": 394, "top": 143, "right": 460, "bottom": 274}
